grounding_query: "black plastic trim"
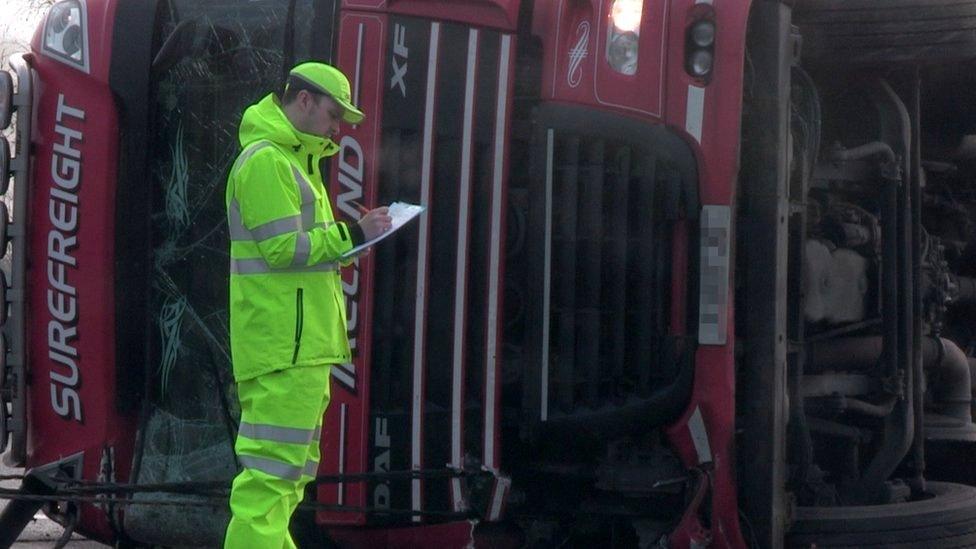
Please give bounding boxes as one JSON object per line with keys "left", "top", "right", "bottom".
{"left": 108, "top": 0, "right": 160, "bottom": 412}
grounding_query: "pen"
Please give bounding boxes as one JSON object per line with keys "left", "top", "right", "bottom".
{"left": 350, "top": 200, "right": 370, "bottom": 215}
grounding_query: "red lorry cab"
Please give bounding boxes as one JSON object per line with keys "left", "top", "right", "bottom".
{"left": 5, "top": 1, "right": 976, "bottom": 548}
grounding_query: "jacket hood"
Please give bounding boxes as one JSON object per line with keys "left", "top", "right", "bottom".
{"left": 238, "top": 94, "right": 340, "bottom": 157}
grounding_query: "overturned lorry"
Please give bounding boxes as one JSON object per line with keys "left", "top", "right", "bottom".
{"left": 3, "top": 0, "right": 976, "bottom": 547}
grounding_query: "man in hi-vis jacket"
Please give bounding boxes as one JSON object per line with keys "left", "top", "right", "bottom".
{"left": 223, "top": 62, "right": 391, "bottom": 548}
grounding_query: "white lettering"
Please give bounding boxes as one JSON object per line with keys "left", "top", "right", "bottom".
{"left": 391, "top": 24, "right": 408, "bottom": 97}
{"left": 337, "top": 136, "right": 365, "bottom": 220}
{"left": 47, "top": 94, "right": 84, "bottom": 423}
{"left": 49, "top": 350, "right": 79, "bottom": 385}
{"left": 48, "top": 320, "right": 78, "bottom": 357}
{"left": 334, "top": 135, "right": 365, "bottom": 394}
{"left": 51, "top": 154, "right": 81, "bottom": 190}
{"left": 48, "top": 229, "right": 78, "bottom": 266}
{"left": 49, "top": 198, "right": 78, "bottom": 232}
{"left": 47, "top": 290, "right": 76, "bottom": 323}
{"left": 373, "top": 418, "right": 391, "bottom": 508}
{"left": 56, "top": 93, "right": 86, "bottom": 123}
{"left": 51, "top": 385, "right": 81, "bottom": 421}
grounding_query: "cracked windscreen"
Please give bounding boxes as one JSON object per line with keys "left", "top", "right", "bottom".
{"left": 125, "top": 0, "right": 335, "bottom": 544}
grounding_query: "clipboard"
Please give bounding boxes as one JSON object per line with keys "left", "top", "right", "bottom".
{"left": 340, "top": 201, "right": 425, "bottom": 259}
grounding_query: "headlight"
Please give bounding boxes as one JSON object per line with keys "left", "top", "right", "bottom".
{"left": 42, "top": 0, "right": 90, "bottom": 74}
{"left": 607, "top": 0, "right": 643, "bottom": 75}
{"left": 690, "top": 20, "right": 716, "bottom": 48}
{"left": 607, "top": 31, "right": 640, "bottom": 76}
{"left": 611, "top": 0, "right": 643, "bottom": 33}
{"left": 688, "top": 50, "right": 714, "bottom": 77}
{"left": 685, "top": 16, "right": 716, "bottom": 81}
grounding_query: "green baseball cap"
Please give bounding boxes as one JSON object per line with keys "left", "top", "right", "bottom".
{"left": 288, "top": 62, "right": 365, "bottom": 124}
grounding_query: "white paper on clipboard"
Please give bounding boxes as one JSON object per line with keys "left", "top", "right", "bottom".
{"left": 340, "top": 201, "right": 425, "bottom": 259}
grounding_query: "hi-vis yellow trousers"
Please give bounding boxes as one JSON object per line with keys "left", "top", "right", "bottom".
{"left": 224, "top": 364, "right": 331, "bottom": 549}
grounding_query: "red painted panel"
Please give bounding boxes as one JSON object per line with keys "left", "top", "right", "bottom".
{"left": 329, "top": 520, "right": 476, "bottom": 549}
{"left": 592, "top": 0, "right": 668, "bottom": 117}
{"left": 661, "top": 2, "right": 753, "bottom": 548}
{"left": 662, "top": 0, "right": 752, "bottom": 204}
{"left": 538, "top": 0, "right": 667, "bottom": 119}
{"left": 540, "top": 0, "right": 597, "bottom": 105}
{"left": 25, "top": 0, "right": 137, "bottom": 542}
{"left": 319, "top": 10, "right": 389, "bottom": 526}
{"left": 343, "top": 0, "right": 522, "bottom": 30}
{"left": 389, "top": 0, "right": 521, "bottom": 30}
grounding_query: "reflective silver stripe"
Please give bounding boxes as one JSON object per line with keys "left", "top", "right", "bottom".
{"left": 303, "top": 460, "right": 320, "bottom": 477}
{"left": 301, "top": 204, "right": 317, "bottom": 229}
{"left": 231, "top": 203, "right": 303, "bottom": 243}
{"left": 228, "top": 199, "right": 250, "bottom": 241}
{"left": 231, "top": 141, "right": 276, "bottom": 179}
{"left": 238, "top": 422, "right": 317, "bottom": 445}
{"left": 231, "top": 258, "right": 337, "bottom": 275}
{"left": 292, "top": 167, "right": 316, "bottom": 204}
{"left": 293, "top": 233, "right": 310, "bottom": 266}
{"left": 291, "top": 166, "right": 317, "bottom": 228}
{"left": 251, "top": 215, "right": 302, "bottom": 242}
{"left": 313, "top": 425, "right": 322, "bottom": 442}
{"left": 239, "top": 454, "right": 303, "bottom": 481}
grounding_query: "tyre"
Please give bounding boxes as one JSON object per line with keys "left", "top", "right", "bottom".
{"left": 793, "top": 0, "right": 976, "bottom": 65}
{"left": 787, "top": 481, "right": 976, "bottom": 548}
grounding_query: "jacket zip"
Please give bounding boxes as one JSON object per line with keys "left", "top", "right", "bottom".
{"left": 292, "top": 288, "right": 305, "bottom": 364}
{"left": 307, "top": 154, "right": 314, "bottom": 175}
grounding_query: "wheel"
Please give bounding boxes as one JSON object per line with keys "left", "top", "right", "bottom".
{"left": 787, "top": 481, "right": 976, "bottom": 548}
{"left": 793, "top": 0, "right": 976, "bottom": 65}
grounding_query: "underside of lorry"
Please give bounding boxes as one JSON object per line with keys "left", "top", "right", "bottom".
{"left": 740, "top": 1, "right": 976, "bottom": 547}
{"left": 4, "top": 0, "right": 976, "bottom": 548}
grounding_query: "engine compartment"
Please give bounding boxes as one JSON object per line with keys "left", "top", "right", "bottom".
{"left": 772, "top": 54, "right": 976, "bottom": 507}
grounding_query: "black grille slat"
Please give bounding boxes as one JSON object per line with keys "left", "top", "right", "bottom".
{"left": 633, "top": 162, "right": 659, "bottom": 395}
{"left": 548, "top": 135, "right": 671, "bottom": 411}
{"left": 606, "top": 147, "right": 631, "bottom": 395}
{"left": 553, "top": 136, "right": 580, "bottom": 414}
{"left": 577, "top": 140, "right": 604, "bottom": 409}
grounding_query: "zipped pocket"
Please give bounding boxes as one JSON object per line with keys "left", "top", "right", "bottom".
{"left": 292, "top": 288, "right": 305, "bottom": 364}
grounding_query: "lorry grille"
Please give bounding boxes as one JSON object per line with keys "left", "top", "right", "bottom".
{"left": 519, "top": 104, "right": 699, "bottom": 439}
{"left": 533, "top": 133, "right": 677, "bottom": 414}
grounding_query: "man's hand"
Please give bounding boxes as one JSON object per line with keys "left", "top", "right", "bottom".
{"left": 358, "top": 206, "right": 393, "bottom": 241}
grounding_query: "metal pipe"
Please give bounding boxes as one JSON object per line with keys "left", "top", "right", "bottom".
{"left": 806, "top": 335, "right": 971, "bottom": 423}
{"left": 909, "top": 70, "right": 925, "bottom": 487}
{"left": 951, "top": 274, "right": 976, "bottom": 304}
{"left": 927, "top": 337, "right": 973, "bottom": 421}
{"left": 807, "top": 394, "right": 897, "bottom": 418}
{"left": 828, "top": 140, "right": 896, "bottom": 164}
{"left": 806, "top": 417, "right": 867, "bottom": 441}
{"left": 843, "top": 395, "right": 897, "bottom": 417}
{"left": 823, "top": 81, "right": 912, "bottom": 504}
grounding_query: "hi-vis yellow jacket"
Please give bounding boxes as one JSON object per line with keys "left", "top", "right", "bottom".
{"left": 226, "top": 94, "right": 362, "bottom": 381}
